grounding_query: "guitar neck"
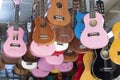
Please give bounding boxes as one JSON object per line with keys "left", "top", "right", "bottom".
{"left": 40, "top": 0, "right": 45, "bottom": 18}
{"left": 90, "top": 0, "right": 95, "bottom": 18}
{"left": 80, "top": 0, "right": 87, "bottom": 13}
{"left": 14, "top": 4, "right": 20, "bottom": 30}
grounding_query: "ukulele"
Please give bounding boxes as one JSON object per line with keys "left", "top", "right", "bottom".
{"left": 74, "top": 0, "right": 88, "bottom": 39}
{"left": 80, "top": 51, "right": 97, "bottom": 80}
{"left": 47, "top": 0, "right": 71, "bottom": 27}
{"left": 73, "top": 54, "right": 84, "bottom": 80}
{"left": 80, "top": 0, "right": 109, "bottom": 49}
{"left": 0, "top": 54, "right": 5, "bottom": 71}
{"left": 109, "top": 22, "right": 120, "bottom": 65}
{"left": 92, "top": 46, "right": 120, "bottom": 80}
{"left": 21, "top": 18, "right": 39, "bottom": 70}
{"left": 54, "top": 41, "right": 69, "bottom": 51}
{"left": 3, "top": 0, "right": 26, "bottom": 58}
{"left": 32, "top": 0, "right": 55, "bottom": 45}
{"left": 45, "top": 51, "right": 64, "bottom": 65}
{"left": 53, "top": 25, "right": 74, "bottom": 43}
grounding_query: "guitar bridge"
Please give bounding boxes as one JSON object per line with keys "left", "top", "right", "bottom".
{"left": 88, "top": 32, "right": 99, "bottom": 37}
{"left": 54, "top": 16, "right": 64, "bottom": 21}
{"left": 10, "top": 43, "right": 20, "bottom": 47}
{"left": 40, "top": 35, "right": 48, "bottom": 39}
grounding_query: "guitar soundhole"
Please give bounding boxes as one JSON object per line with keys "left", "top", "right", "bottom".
{"left": 100, "top": 51, "right": 109, "bottom": 60}
{"left": 118, "top": 51, "right": 120, "bottom": 55}
{"left": 88, "top": 32, "right": 99, "bottom": 37}
{"left": 56, "top": 2, "right": 62, "bottom": 8}
{"left": 89, "top": 19, "right": 97, "bottom": 27}
{"left": 40, "top": 22, "right": 47, "bottom": 28}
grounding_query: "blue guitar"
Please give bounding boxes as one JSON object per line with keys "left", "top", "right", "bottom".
{"left": 74, "top": 0, "right": 88, "bottom": 39}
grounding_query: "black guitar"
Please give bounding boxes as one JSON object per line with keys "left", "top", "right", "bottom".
{"left": 92, "top": 43, "right": 120, "bottom": 80}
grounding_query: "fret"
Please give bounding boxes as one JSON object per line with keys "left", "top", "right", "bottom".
{"left": 90, "top": 0, "right": 95, "bottom": 18}
{"left": 14, "top": 5, "right": 20, "bottom": 30}
{"left": 81, "top": 0, "right": 87, "bottom": 13}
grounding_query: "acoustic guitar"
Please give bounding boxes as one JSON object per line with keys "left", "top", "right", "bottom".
{"left": 80, "top": 51, "right": 97, "bottom": 80}
{"left": 3, "top": 0, "right": 26, "bottom": 58}
{"left": 45, "top": 51, "right": 64, "bottom": 65}
{"left": 74, "top": 0, "right": 88, "bottom": 39}
{"left": 32, "top": 0, "right": 55, "bottom": 45}
{"left": 53, "top": 25, "right": 74, "bottom": 43}
{"left": 0, "top": 54, "right": 5, "bottom": 71}
{"left": 80, "top": 0, "right": 109, "bottom": 49}
{"left": 109, "top": 22, "right": 120, "bottom": 65}
{"left": 92, "top": 46, "right": 120, "bottom": 80}
{"left": 47, "top": 0, "right": 71, "bottom": 27}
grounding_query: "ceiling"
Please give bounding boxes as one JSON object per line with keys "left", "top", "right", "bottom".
{"left": 0, "top": 0, "right": 120, "bottom": 79}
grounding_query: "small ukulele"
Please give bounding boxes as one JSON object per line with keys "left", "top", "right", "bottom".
{"left": 47, "top": 0, "right": 71, "bottom": 27}
{"left": 80, "top": 0, "right": 109, "bottom": 49}
{"left": 74, "top": 0, "right": 88, "bottom": 39}
{"left": 3, "top": 0, "right": 26, "bottom": 58}
{"left": 32, "top": 0, "right": 55, "bottom": 45}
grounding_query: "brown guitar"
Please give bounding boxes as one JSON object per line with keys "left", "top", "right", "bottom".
{"left": 53, "top": 25, "right": 74, "bottom": 43}
{"left": 32, "top": 0, "right": 55, "bottom": 45}
{"left": 0, "top": 54, "right": 5, "bottom": 71}
{"left": 64, "top": 45, "right": 78, "bottom": 62}
{"left": 70, "top": 37, "right": 89, "bottom": 54}
{"left": 47, "top": 0, "right": 71, "bottom": 27}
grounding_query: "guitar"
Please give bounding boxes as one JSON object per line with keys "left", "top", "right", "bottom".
{"left": 80, "top": 51, "right": 97, "bottom": 80}
{"left": 63, "top": 47, "right": 78, "bottom": 62}
{"left": 70, "top": 37, "right": 89, "bottom": 53}
{"left": 21, "top": 18, "right": 39, "bottom": 70}
{"left": 73, "top": 54, "right": 84, "bottom": 80}
{"left": 53, "top": 25, "right": 74, "bottom": 43}
{"left": 109, "top": 22, "right": 120, "bottom": 65}
{"left": 74, "top": 0, "right": 88, "bottom": 39}
{"left": 45, "top": 51, "right": 64, "bottom": 65}
{"left": 0, "top": 54, "right": 5, "bottom": 71}
{"left": 47, "top": 0, "right": 71, "bottom": 27}
{"left": 54, "top": 41, "right": 69, "bottom": 51}
{"left": 3, "top": 0, "right": 26, "bottom": 58}
{"left": 54, "top": 62, "right": 73, "bottom": 72}
{"left": 32, "top": 0, "right": 55, "bottom": 45}
{"left": 80, "top": 0, "right": 109, "bottom": 49}
{"left": 92, "top": 46, "right": 120, "bottom": 80}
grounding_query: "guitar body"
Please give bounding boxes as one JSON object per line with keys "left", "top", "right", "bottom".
{"left": 74, "top": 12, "right": 88, "bottom": 39}
{"left": 32, "top": 17, "right": 55, "bottom": 45}
{"left": 3, "top": 26, "right": 26, "bottom": 58}
{"left": 55, "top": 62, "right": 73, "bottom": 72}
{"left": 30, "top": 41, "right": 55, "bottom": 57}
{"left": 81, "top": 12, "right": 109, "bottom": 49}
{"left": 74, "top": 54, "right": 84, "bottom": 80}
{"left": 45, "top": 53, "right": 64, "bottom": 65}
{"left": 80, "top": 51, "right": 97, "bottom": 80}
{"left": 70, "top": 37, "right": 89, "bottom": 53}
{"left": 53, "top": 25, "right": 74, "bottom": 43}
{"left": 109, "top": 22, "right": 120, "bottom": 65}
{"left": 92, "top": 49, "right": 120, "bottom": 79}
{"left": 47, "top": 0, "right": 71, "bottom": 27}
{"left": 21, "top": 60, "right": 37, "bottom": 70}
{"left": 54, "top": 41, "right": 69, "bottom": 51}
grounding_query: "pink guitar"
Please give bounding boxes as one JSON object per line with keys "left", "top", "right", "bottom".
{"left": 80, "top": 0, "right": 108, "bottom": 49}
{"left": 3, "top": 0, "right": 26, "bottom": 58}
{"left": 45, "top": 51, "right": 64, "bottom": 65}
{"left": 30, "top": 41, "right": 55, "bottom": 57}
{"left": 37, "top": 58, "right": 54, "bottom": 72}
{"left": 55, "top": 62, "right": 73, "bottom": 72}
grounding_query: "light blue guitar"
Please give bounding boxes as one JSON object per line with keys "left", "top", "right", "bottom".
{"left": 74, "top": 0, "right": 88, "bottom": 39}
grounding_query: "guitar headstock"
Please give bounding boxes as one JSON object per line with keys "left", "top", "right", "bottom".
{"left": 96, "top": 0, "right": 105, "bottom": 16}
{"left": 13, "top": 0, "right": 21, "bottom": 5}
{"left": 72, "top": 0, "right": 81, "bottom": 11}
